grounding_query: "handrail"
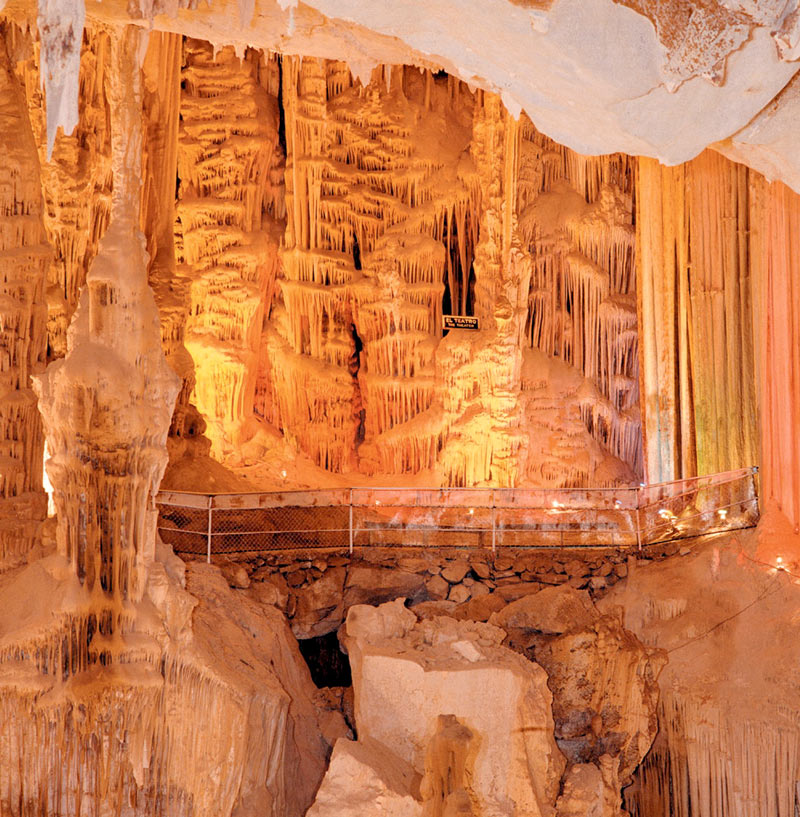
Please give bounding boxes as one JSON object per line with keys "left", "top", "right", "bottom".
{"left": 155, "top": 467, "right": 760, "bottom": 562}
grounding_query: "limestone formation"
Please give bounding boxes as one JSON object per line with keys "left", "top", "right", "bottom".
{"left": 306, "top": 738, "right": 423, "bottom": 817}
{"left": 0, "top": 36, "right": 49, "bottom": 572}
{"left": 0, "top": 3, "right": 800, "bottom": 817}
{"left": 0, "top": 25, "right": 331, "bottom": 817}
{"left": 536, "top": 613, "right": 665, "bottom": 782}
{"left": 555, "top": 758, "right": 626, "bottom": 817}
{"left": 602, "top": 533, "right": 800, "bottom": 817}
{"left": 340, "top": 600, "right": 566, "bottom": 816}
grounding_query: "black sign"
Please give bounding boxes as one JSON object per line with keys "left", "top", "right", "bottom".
{"left": 443, "top": 315, "right": 479, "bottom": 330}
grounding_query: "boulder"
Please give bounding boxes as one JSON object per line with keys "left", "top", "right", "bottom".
{"left": 491, "top": 585, "right": 599, "bottom": 635}
{"left": 495, "top": 581, "right": 543, "bottom": 602}
{"left": 343, "top": 601, "right": 565, "bottom": 816}
{"left": 344, "top": 566, "right": 426, "bottom": 608}
{"left": 248, "top": 578, "right": 287, "bottom": 610}
{"left": 448, "top": 583, "right": 472, "bottom": 604}
{"left": 219, "top": 562, "right": 250, "bottom": 589}
{"left": 555, "top": 757, "right": 626, "bottom": 817}
{"left": 410, "top": 600, "right": 458, "bottom": 621}
{"left": 292, "top": 567, "right": 347, "bottom": 639}
{"left": 425, "top": 574, "right": 450, "bottom": 601}
{"left": 455, "top": 592, "right": 507, "bottom": 623}
{"left": 536, "top": 614, "right": 666, "bottom": 781}
{"left": 306, "top": 738, "right": 422, "bottom": 817}
{"left": 440, "top": 559, "right": 470, "bottom": 583}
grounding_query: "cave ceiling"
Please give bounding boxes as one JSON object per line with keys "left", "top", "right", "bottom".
{"left": 7, "top": 0, "right": 800, "bottom": 192}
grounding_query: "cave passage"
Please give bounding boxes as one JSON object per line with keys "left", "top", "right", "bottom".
{"left": 297, "top": 630, "right": 353, "bottom": 688}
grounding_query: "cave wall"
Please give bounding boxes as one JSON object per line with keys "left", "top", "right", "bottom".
{"left": 637, "top": 150, "right": 759, "bottom": 483}
{"left": 6, "top": 26, "right": 791, "bottom": 499}
{"left": 636, "top": 146, "right": 800, "bottom": 533}
{"left": 0, "top": 33, "right": 49, "bottom": 571}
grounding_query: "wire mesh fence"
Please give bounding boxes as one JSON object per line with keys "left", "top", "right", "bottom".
{"left": 155, "top": 467, "right": 759, "bottom": 560}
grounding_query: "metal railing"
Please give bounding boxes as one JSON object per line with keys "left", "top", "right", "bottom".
{"left": 155, "top": 467, "right": 759, "bottom": 561}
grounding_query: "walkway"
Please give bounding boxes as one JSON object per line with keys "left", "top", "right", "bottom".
{"left": 155, "top": 467, "right": 760, "bottom": 561}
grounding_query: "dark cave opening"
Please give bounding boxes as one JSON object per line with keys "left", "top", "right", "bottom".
{"left": 298, "top": 630, "right": 352, "bottom": 688}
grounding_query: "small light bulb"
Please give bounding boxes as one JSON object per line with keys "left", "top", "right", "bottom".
{"left": 777, "top": 556, "right": 784, "bottom": 567}
{"left": 717, "top": 508, "right": 727, "bottom": 519}
{"left": 375, "top": 499, "right": 380, "bottom": 506}
{"left": 468, "top": 508, "right": 474, "bottom": 515}
{"left": 614, "top": 500, "right": 622, "bottom": 509}
{"left": 280, "top": 469, "right": 287, "bottom": 479}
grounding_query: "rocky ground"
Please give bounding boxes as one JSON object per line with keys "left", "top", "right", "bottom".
{"left": 203, "top": 541, "right": 688, "bottom": 640}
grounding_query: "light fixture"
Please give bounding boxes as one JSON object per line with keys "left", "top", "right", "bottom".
{"left": 280, "top": 469, "right": 287, "bottom": 479}
{"left": 468, "top": 508, "right": 474, "bottom": 515}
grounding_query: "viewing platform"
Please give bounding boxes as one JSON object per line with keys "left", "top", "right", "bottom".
{"left": 156, "top": 467, "right": 760, "bottom": 561}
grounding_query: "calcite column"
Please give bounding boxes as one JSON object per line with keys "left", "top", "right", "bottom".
{"left": 34, "top": 25, "right": 179, "bottom": 607}
{"left": 0, "top": 36, "right": 50, "bottom": 570}
{"left": 749, "top": 176, "right": 800, "bottom": 530}
{"left": 437, "top": 91, "right": 530, "bottom": 486}
{"left": 636, "top": 151, "right": 758, "bottom": 482}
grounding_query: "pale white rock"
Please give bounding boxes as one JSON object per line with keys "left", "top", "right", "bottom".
{"left": 306, "top": 737, "right": 422, "bottom": 817}
{"left": 343, "top": 602, "right": 566, "bottom": 816}
{"left": 716, "top": 71, "right": 800, "bottom": 195}
{"left": 292, "top": 0, "right": 799, "bottom": 164}
{"left": 37, "top": 0, "right": 85, "bottom": 156}
{"left": 555, "top": 758, "right": 626, "bottom": 817}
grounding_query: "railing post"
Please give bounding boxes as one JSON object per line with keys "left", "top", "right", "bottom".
{"left": 349, "top": 488, "right": 354, "bottom": 555}
{"left": 491, "top": 489, "right": 496, "bottom": 555}
{"left": 206, "top": 494, "right": 213, "bottom": 564}
{"left": 635, "top": 486, "right": 642, "bottom": 553}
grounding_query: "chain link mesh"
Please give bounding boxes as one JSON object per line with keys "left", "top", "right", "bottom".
{"left": 156, "top": 468, "right": 759, "bottom": 557}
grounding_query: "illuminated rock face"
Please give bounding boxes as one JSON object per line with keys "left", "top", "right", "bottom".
{"left": 0, "top": 38, "right": 49, "bottom": 572}
{"left": 251, "top": 60, "right": 641, "bottom": 486}
{"left": 176, "top": 40, "right": 284, "bottom": 456}
{"left": 2, "top": 3, "right": 800, "bottom": 817}
{"left": 0, "top": 27, "right": 330, "bottom": 817}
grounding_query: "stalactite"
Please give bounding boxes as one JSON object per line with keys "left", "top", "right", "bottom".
{"left": 263, "top": 59, "right": 479, "bottom": 475}
{"left": 0, "top": 33, "right": 49, "bottom": 571}
{"left": 7, "top": 23, "right": 113, "bottom": 362}
{"left": 516, "top": 117, "right": 641, "bottom": 482}
{"left": 175, "top": 41, "right": 283, "bottom": 455}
